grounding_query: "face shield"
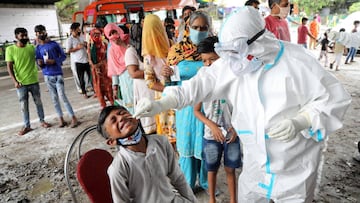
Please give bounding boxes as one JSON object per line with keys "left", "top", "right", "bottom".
{"left": 215, "top": 7, "right": 266, "bottom": 76}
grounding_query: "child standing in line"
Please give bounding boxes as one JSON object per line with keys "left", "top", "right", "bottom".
{"left": 194, "top": 36, "right": 242, "bottom": 203}
{"left": 330, "top": 28, "right": 346, "bottom": 71}
{"left": 318, "top": 32, "right": 329, "bottom": 67}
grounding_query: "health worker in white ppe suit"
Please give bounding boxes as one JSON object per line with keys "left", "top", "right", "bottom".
{"left": 134, "top": 6, "right": 352, "bottom": 202}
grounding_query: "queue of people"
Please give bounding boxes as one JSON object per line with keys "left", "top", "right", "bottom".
{"left": 5, "top": 2, "right": 355, "bottom": 203}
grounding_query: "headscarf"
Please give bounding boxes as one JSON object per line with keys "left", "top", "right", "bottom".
{"left": 142, "top": 14, "right": 169, "bottom": 58}
{"left": 104, "top": 23, "right": 129, "bottom": 44}
{"left": 104, "top": 23, "right": 128, "bottom": 76}
{"left": 89, "top": 28, "right": 106, "bottom": 64}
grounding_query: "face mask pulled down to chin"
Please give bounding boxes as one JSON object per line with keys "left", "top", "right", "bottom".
{"left": 116, "top": 126, "right": 142, "bottom": 146}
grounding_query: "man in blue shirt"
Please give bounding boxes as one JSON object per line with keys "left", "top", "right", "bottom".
{"left": 35, "top": 25, "right": 80, "bottom": 128}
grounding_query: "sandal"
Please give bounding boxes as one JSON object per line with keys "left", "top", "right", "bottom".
{"left": 41, "top": 122, "right": 51, "bottom": 128}
{"left": 70, "top": 121, "right": 81, "bottom": 128}
{"left": 18, "top": 127, "right": 33, "bottom": 136}
{"left": 59, "top": 122, "right": 68, "bottom": 128}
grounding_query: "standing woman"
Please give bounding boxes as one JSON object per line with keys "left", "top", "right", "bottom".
{"left": 164, "top": 10, "right": 211, "bottom": 190}
{"left": 125, "top": 21, "right": 157, "bottom": 134}
{"left": 87, "top": 28, "right": 114, "bottom": 109}
{"left": 142, "top": 14, "right": 176, "bottom": 142}
{"left": 104, "top": 23, "right": 134, "bottom": 114}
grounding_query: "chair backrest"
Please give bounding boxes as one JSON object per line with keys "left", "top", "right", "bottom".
{"left": 76, "top": 149, "right": 114, "bottom": 203}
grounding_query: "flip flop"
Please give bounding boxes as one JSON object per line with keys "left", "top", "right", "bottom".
{"left": 59, "top": 122, "right": 68, "bottom": 128}
{"left": 18, "top": 127, "right": 33, "bottom": 136}
{"left": 41, "top": 122, "right": 51, "bottom": 128}
{"left": 70, "top": 121, "right": 81, "bottom": 128}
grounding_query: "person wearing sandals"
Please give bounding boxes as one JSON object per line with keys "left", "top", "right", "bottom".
{"left": 87, "top": 27, "right": 114, "bottom": 109}
{"left": 34, "top": 25, "right": 80, "bottom": 128}
{"left": 6, "top": 27, "right": 51, "bottom": 135}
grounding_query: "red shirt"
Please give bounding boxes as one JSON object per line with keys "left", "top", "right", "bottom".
{"left": 297, "top": 25, "right": 308, "bottom": 44}
{"left": 265, "top": 15, "right": 291, "bottom": 42}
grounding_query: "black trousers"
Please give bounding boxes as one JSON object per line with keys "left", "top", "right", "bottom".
{"left": 75, "top": 62, "right": 92, "bottom": 94}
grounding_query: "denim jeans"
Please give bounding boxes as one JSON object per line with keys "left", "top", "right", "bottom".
{"left": 345, "top": 47, "right": 357, "bottom": 63}
{"left": 44, "top": 75, "right": 75, "bottom": 118}
{"left": 16, "top": 83, "right": 45, "bottom": 128}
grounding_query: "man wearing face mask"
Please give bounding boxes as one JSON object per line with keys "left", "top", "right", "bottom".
{"left": 177, "top": 5, "right": 196, "bottom": 43}
{"left": 6, "top": 27, "right": 52, "bottom": 135}
{"left": 35, "top": 25, "right": 80, "bottom": 128}
{"left": 135, "top": 6, "right": 351, "bottom": 202}
{"left": 66, "top": 22, "right": 92, "bottom": 98}
{"left": 265, "top": 0, "right": 291, "bottom": 41}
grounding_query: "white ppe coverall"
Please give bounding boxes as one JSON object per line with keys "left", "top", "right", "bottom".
{"left": 161, "top": 7, "right": 352, "bottom": 202}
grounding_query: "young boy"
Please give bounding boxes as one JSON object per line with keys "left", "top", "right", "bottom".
{"left": 318, "top": 32, "right": 329, "bottom": 67}
{"left": 194, "top": 36, "right": 242, "bottom": 203}
{"left": 35, "top": 25, "right": 79, "bottom": 128}
{"left": 297, "top": 17, "right": 317, "bottom": 49}
{"left": 330, "top": 28, "right": 346, "bottom": 71}
{"left": 97, "top": 105, "right": 196, "bottom": 203}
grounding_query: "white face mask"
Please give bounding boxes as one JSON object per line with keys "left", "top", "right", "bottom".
{"left": 85, "top": 27, "right": 92, "bottom": 33}
{"left": 272, "top": 4, "right": 290, "bottom": 19}
{"left": 215, "top": 39, "right": 263, "bottom": 76}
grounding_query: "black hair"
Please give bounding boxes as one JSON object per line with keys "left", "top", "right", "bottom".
{"left": 354, "top": 20, "right": 360, "bottom": 25}
{"left": 34, "top": 25, "right": 46, "bottom": 33}
{"left": 70, "top": 22, "right": 81, "bottom": 31}
{"left": 245, "top": 0, "right": 260, "bottom": 6}
{"left": 81, "top": 22, "right": 90, "bottom": 34}
{"left": 97, "top": 105, "right": 145, "bottom": 139}
{"left": 182, "top": 5, "right": 196, "bottom": 15}
{"left": 302, "top": 17, "right": 308, "bottom": 23}
{"left": 130, "top": 23, "right": 143, "bottom": 61}
{"left": 97, "top": 105, "right": 128, "bottom": 139}
{"left": 197, "top": 36, "right": 219, "bottom": 54}
{"left": 14, "top": 27, "right": 27, "bottom": 35}
{"left": 165, "top": 24, "right": 176, "bottom": 39}
{"left": 118, "top": 24, "right": 130, "bottom": 34}
{"left": 268, "top": 0, "right": 280, "bottom": 8}
{"left": 339, "top": 28, "right": 345, "bottom": 32}
{"left": 164, "top": 17, "right": 175, "bottom": 25}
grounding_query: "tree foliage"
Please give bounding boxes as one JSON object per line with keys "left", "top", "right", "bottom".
{"left": 349, "top": 2, "right": 360, "bottom": 13}
{"left": 55, "top": 0, "right": 78, "bottom": 22}
{"left": 292, "top": 0, "right": 348, "bottom": 15}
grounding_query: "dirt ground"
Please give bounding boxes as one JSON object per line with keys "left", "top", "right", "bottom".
{"left": 0, "top": 55, "right": 360, "bottom": 202}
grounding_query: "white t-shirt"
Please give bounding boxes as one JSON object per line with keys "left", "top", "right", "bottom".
{"left": 66, "top": 35, "right": 88, "bottom": 63}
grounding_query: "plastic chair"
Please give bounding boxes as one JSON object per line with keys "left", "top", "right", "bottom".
{"left": 64, "top": 124, "right": 115, "bottom": 203}
{"left": 77, "top": 149, "right": 113, "bottom": 203}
